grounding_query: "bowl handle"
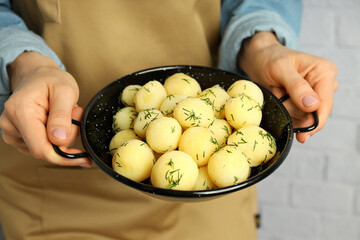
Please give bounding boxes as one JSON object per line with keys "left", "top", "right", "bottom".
{"left": 279, "top": 94, "right": 319, "bottom": 133}
{"left": 52, "top": 119, "right": 89, "bottom": 159}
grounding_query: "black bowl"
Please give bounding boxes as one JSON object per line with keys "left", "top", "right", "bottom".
{"left": 54, "top": 65, "right": 317, "bottom": 202}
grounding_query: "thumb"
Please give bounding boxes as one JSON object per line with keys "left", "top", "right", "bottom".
{"left": 47, "top": 85, "right": 78, "bottom": 146}
{"left": 278, "top": 68, "right": 320, "bottom": 113}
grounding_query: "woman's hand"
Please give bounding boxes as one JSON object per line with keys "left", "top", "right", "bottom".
{"left": 0, "top": 51, "right": 91, "bottom": 167}
{"left": 239, "top": 32, "right": 338, "bottom": 143}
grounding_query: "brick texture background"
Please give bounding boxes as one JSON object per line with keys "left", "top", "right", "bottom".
{"left": 258, "top": 0, "right": 360, "bottom": 239}
{"left": 0, "top": 0, "right": 359, "bottom": 239}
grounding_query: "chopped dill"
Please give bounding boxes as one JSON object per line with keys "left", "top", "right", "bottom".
{"left": 201, "top": 97, "right": 214, "bottom": 107}
{"left": 233, "top": 176, "right": 239, "bottom": 184}
{"left": 167, "top": 94, "right": 175, "bottom": 100}
{"left": 210, "top": 136, "right": 219, "bottom": 145}
{"left": 165, "top": 169, "right": 183, "bottom": 189}
{"left": 167, "top": 158, "right": 174, "bottom": 168}
{"left": 129, "top": 87, "right": 140, "bottom": 91}
{"left": 183, "top": 108, "right": 201, "bottom": 122}
{"left": 236, "top": 130, "right": 243, "bottom": 135}
{"left": 182, "top": 78, "right": 191, "bottom": 84}
{"left": 237, "top": 137, "right": 247, "bottom": 144}
{"left": 208, "top": 89, "right": 216, "bottom": 97}
{"left": 229, "top": 142, "right": 238, "bottom": 147}
{"left": 222, "top": 125, "right": 230, "bottom": 138}
{"left": 215, "top": 104, "right": 225, "bottom": 114}
{"left": 109, "top": 147, "right": 118, "bottom": 152}
{"left": 253, "top": 140, "right": 258, "bottom": 151}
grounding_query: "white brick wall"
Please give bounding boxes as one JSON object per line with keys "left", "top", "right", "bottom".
{"left": 258, "top": 0, "right": 360, "bottom": 239}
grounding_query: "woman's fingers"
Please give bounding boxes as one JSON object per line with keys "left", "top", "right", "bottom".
{"left": 0, "top": 62, "right": 91, "bottom": 166}
{"left": 238, "top": 32, "right": 338, "bottom": 143}
{"left": 0, "top": 111, "right": 22, "bottom": 139}
{"left": 11, "top": 108, "right": 90, "bottom": 166}
{"left": 46, "top": 71, "right": 79, "bottom": 146}
{"left": 271, "top": 58, "right": 320, "bottom": 113}
{"left": 271, "top": 86, "right": 321, "bottom": 143}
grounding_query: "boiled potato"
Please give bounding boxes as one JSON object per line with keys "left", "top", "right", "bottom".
{"left": 199, "top": 85, "right": 230, "bottom": 118}
{"left": 227, "top": 125, "right": 276, "bottom": 167}
{"left": 163, "top": 73, "right": 201, "bottom": 97}
{"left": 192, "top": 166, "right": 217, "bottom": 191}
{"left": 133, "top": 108, "right": 163, "bottom": 138}
{"left": 160, "top": 94, "right": 188, "bottom": 117}
{"left": 208, "top": 118, "right": 232, "bottom": 147}
{"left": 112, "top": 106, "right": 137, "bottom": 132}
{"left": 112, "top": 139, "right": 155, "bottom": 182}
{"left": 151, "top": 150, "right": 199, "bottom": 190}
{"left": 173, "top": 97, "right": 214, "bottom": 129}
{"left": 109, "top": 129, "right": 141, "bottom": 155}
{"left": 121, "top": 84, "right": 142, "bottom": 107}
{"left": 134, "top": 80, "right": 167, "bottom": 112}
{"left": 227, "top": 80, "right": 264, "bottom": 107}
{"left": 146, "top": 117, "right": 182, "bottom": 153}
{"left": 178, "top": 127, "right": 218, "bottom": 167}
{"left": 225, "top": 93, "right": 262, "bottom": 129}
{"left": 207, "top": 145, "right": 250, "bottom": 188}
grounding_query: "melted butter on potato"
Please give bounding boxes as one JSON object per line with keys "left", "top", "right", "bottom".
{"left": 227, "top": 80, "right": 264, "bottom": 107}
{"left": 225, "top": 93, "right": 262, "bottom": 130}
{"left": 179, "top": 127, "right": 218, "bottom": 167}
{"left": 146, "top": 117, "right": 182, "bottom": 153}
{"left": 134, "top": 80, "right": 167, "bottom": 112}
{"left": 112, "top": 139, "right": 155, "bottom": 182}
{"left": 173, "top": 97, "right": 214, "bottom": 129}
{"left": 207, "top": 145, "right": 250, "bottom": 188}
{"left": 227, "top": 125, "right": 276, "bottom": 167}
{"left": 163, "top": 73, "right": 201, "bottom": 97}
{"left": 151, "top": 150, "right": 199, "bottom": 190}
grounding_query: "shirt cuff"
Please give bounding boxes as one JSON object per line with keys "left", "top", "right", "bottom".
{"left": 0, "top": 27, "right": 65, "bottom": 115}
{"left": 218, "top": 10, "right": 299, "bottom": 75}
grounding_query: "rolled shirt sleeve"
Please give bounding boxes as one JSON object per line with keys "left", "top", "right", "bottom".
{"left": 0, "top": 0, "right": 64, "bottom": 115}
{"left": 219, "top": 0, "right": 303, "bottom": 74}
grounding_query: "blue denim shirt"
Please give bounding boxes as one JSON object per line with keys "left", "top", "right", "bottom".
{"left": 0, "top": 0, "right": 302, "bottom": 116}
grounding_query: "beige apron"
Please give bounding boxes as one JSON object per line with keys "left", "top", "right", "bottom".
{"left": 0, "top": 1, "right": 258, "bottom": 239}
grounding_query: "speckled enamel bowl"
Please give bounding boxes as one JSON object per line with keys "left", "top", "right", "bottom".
{"left": 54, "top": 65, "right": 317, "bottom": 202}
